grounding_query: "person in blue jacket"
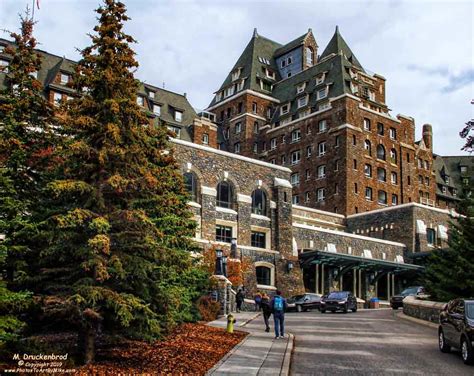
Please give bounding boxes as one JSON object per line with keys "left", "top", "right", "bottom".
{"left": 271, "top": 290, "right": 287, "bottom": 339}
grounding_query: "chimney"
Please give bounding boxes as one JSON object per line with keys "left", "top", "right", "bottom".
{"left": 422, "top": 124, "right": 433, "bottom": 150}
{"left": 183, "top": 92, "right": 187, "bottom": 98}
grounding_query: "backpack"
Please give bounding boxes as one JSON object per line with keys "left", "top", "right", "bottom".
{"left": 274, "top": 296, "right": 284, "bottom": 311}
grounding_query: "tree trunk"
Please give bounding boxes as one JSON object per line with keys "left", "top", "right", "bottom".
{"left": 78, "top": 327, "right": 96, "bottom": 365}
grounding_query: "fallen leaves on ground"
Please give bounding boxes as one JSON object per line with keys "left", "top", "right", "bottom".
{"left": 77, "top": 323, "right": 247, "bottom": 375}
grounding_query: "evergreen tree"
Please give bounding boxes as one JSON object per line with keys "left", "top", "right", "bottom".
{"left": 23, "top": 0, "right": 207, "bottom": 364}
{"left": 424, "top": 191, "right": 474, "bottom": 301}
{"left": 0, "top": 12, "right": 53, "bottom": 348}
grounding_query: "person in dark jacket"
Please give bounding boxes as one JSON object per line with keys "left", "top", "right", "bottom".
{"left": 236, "top": 289, "right": 244, "bottom": 312}
{"left": 260, "top": 293, "right": 272, "bottom": 332}
{"left": 270, "top": 290, "right": 287, "bottom": 339}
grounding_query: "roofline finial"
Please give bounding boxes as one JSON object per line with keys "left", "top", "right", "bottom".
{"left": 335, "top": 25, "right": 339, "bottom": 33}
{"left": 253, "top": 27, "right": 258, "bottom": 38}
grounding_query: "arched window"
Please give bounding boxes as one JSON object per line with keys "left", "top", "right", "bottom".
{"left": 364, "top": 140, "right": 372, "bottom": 156}
{"left": 251, "top": 189, "right": 267, "bottom": 216}
{"left": 305, "top": 46, "right": 314, "bottom": 66}
{"left": 390, "top": 149, "right": 397, "bottom": 164}
{"left": 217, "top": 181, "right": 234, "bottom": 209}
{"left": 184, "top": 172, "right": 198, "bottom": 202}
{"left": 256, "top": 266, "right": 271, "bottom": 285}
{"left": 376, "top": 144, "right": 386, "bottom": 160}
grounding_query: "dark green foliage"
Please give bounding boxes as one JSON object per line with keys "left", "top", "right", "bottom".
{"left": 0, "top": 12, "right": 52, "bottom": 348}
{"left": 424, "top": 192, "right": 474, "bottom": 302}
{"left": 19, "top": 0, "right": 208, "bottom": 362}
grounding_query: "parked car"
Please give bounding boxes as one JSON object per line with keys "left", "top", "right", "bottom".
{"left": 287, "top": 293, "right": 322, "bottom": 312}
{"left": 438, "top": 298, "right": 474, "bottom": 365}
{"left": 320, "top": 291, "right": 357, "bottom": 313}
{"left": 390, "top": 286, "right": 425, "bottom": 309}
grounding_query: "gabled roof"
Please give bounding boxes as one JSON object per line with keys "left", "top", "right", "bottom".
{"left": 320, "top": 26, "right": 364, "bottom": 71}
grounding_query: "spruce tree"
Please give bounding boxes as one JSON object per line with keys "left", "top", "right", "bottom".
{"left": 23, "top": 0, "right": 207, "bottom": 364}
{"left": 0, "top": 12, "right": 53, "bottom": 348}
{"left": 424, "top": 191, "right": 474, "bottom": 301}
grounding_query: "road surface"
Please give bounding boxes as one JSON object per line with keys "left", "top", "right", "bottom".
{"left": 286, "top": 309, "right": 472, "bottom": 375}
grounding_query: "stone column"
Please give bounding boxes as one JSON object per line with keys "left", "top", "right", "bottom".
{"left": 321, "top": 264, "right": 325, "bottom": 294}
{"left": 201, "top": 186, "right": 217, "bottom": 241}
{"left": 353, "top": 268, "right": 357, "bottom": 296}
{"left": 237, "top": 194, "right": 252, "bottom": 248}
{"left": 315, "top": 264, "right": 319, "bottom": 294}
{"left": 339, "top": 267, "right": 343, "bottom": 290}
{"left": 358, "top": 270, "right": 362, "bottom": 298}
{"left": 392, "top": 274, "right": 395, "bottom": 296}
{"left": 387, "top": 273, "right": 391, "bottom": 301}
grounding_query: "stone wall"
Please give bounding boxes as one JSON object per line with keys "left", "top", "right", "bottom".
{"left": 403, "top": 296, "right": 445, "bottom": 324}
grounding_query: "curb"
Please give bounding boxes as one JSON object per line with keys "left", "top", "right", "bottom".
{"left": 280, "top": 333, "right": 294, "bottom": 376}
{"left": 395, "top": 311, "right": 439, "bottom": 329}
{"left": 240, "top": 312, "right": 261, "bottom": 327}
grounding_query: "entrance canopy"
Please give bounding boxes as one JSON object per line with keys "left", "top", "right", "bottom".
{"left": 299, "top": 249, "right": 424, "bottom": 275}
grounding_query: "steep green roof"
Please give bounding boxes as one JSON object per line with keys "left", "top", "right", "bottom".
{"left": 434, "top": 155, "right": 473, "bottom": 200}
{"left": 274, "top": 32, "right": 307, "bottom": 57}
{"left": 320, "top": 26, "right": 364, "bottom": 71}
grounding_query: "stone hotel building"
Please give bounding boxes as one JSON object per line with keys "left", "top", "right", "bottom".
{"left": 0, "top": 27, "right": 472, "bottom": 302}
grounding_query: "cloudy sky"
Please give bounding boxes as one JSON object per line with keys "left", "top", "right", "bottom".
{"left": 1, "top": 0, "right": 472, "bottom": 155}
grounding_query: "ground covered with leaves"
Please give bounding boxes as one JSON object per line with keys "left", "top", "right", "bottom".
{"left": 76, "top": 323, "right": 246, "bottom": 375}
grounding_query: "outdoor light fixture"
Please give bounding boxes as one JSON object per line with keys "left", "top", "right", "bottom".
{"left": 215, "top": 249, "right": 223, "bottom": 275}
{"left": 222, "top": 256, "right": 228, "bottom": 277}
{"left": 230, "top": 238, "right": 237, "bottom": 258}
{"left": 215, "top": 249, "right": 223, "bottom": 258}
{"left": 287, "top": 261, "right": 294, "bottom": 273}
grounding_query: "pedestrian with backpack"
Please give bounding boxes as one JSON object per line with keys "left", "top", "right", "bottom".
{"left": 271, "top": 290, "right": 287, "bottom": 339}
{"left": 260, "top": 293, "right": 272, "bottom": 332}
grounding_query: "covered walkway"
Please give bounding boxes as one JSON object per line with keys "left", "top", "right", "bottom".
{"left": 299, "top": 249, "right": 424, "bottom": 301}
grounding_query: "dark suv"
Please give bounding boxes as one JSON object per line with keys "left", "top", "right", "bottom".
{"left": 390, "top": 286, "right": 425, "bottom": 309}
{"left": 439, "top": 299, "right": 474, "bottom": 365}
{"left": 287, "top": 293, "right": 322, "bottom": 312}
{"left": 320, "top": 291, "right": 357, "bottom": 313}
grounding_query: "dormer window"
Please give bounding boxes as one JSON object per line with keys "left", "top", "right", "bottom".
{"left": 231, "top": 68, "right": 241, "bottom": 81}
{"left": 153, "top": 104, "right": 161, "bottom": 115}
{"left": 287, "top": 55, "right": 293, "bottom": 65}
{"left": 265, "top": 68, "right": 275, "bottom": 80}
{"left": 148, "top": 91, "right": 155, "bottom": 99}
{"left": 30, "top": 71, "right": 38, "bottom": 79}
{"left": 280, "top": 103, "right": 290, "bottom": 115}
{"left": 215, "top": 92, "right": 222, "bottom": 102}
{"left": 60, "top": 73, "right": 70, "bottom": 84}
{"left": 296, "top": 82, "right": 306, "bottom": 94}
{"left": 460, "top": 166, "right": 468, "bottom": 174}
{"left": 0, "top": 59, "right": 9, "bottom": 72}
{"left": 297, "top": 95, "right": 308, "bottom": 109}
{"left": 174, "top": 110, "right": 183, "bottom": 122}
{"left": 53, "top": 92, "right": 62, "bottom": 106}
{"left": 136, "top": 96, "right": 145, "bottom": 106}
{"left": 0, "top": 45, "right": 5, "bottom": 53}
{"left": 316, "top": 73, "right": 325, "bottom": 85}
{"left": 305, "top": 47, "right": 314, "bottom": 67}
{"left": 316, "top": 87, "right": 327, "bottom": 100}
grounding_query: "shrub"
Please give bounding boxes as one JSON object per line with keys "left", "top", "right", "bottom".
{"left": 196, "top": 296, "right": 220, "bottom": 322}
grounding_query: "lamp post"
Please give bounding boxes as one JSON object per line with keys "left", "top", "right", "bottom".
{"left": 230, "top": 238, "right": 237, "bottom": 258}
{"left": 215, "top": 249, "right": 223, "bottom": 275}
{"left": 222, "top": 256, "right": 228, "bottom": 277}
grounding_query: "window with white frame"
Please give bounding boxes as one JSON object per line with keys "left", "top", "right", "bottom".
{"left": 234, "top": 142, "right": 241, "bottom": 154}
{"left": 291, "top": 129, "right": 301, "bottom": 142}
{"left": 363, "top": 118, "right": 371, "bottom": 131}
{"left": 202, "top": 133, "right": 209, "bottom": 145}
{"left": 306, "top": 145, "right": 312, "bottom": 157}
{"left": 316, "top": 87, "right": 327, "bottom": 100}
{"left": 392, "top": 194, "right": 398, "bottom": 205}
{"left": 148, "top": 90, "right": 155, "bottom": 99}
{"left": 235, "top": 122, "right": 242, "bottom": 134}
{"left": 216, "top": 224, "right": 233, "bottom": 243}
{"left": 306, "top": 169, "right": 311, "bottom": 180}
{"left": 253, "top": 142, "right": 258, "bottom": 153}
{"left": 291, "top": 150, "right": 301, "bottom": 165}
{"left": 60, "top": 73, "right": 70, "bottom": 84}
{"left": 290, "top": 173, "right": 300, "bottom": 186}
{"left": 390, "top": 127, "right": 397, "bottom": 140}
{"left": 378, "top": 190, "right": 387, "bottom": 205}
{"left": 317, "top": 165, "right": 326, "bottom": 179}
{"left": 215, "top": 92, "right": 222, "bottom": 102}
{"left": 335, "top": 135, "right": 340, "bottom": 147}
{"left": 175, "top": 110, "right": 183, "bottom": 122}
{"left": 365, "top": 187, "right": 373, "bottom": 200}
{"left": 231, "top": 69, "right": 241, "bottom": 81}
{"left": 251, "top": 231, "right": 267, "bottom": 248}
{"left": 281, "top": 103, "right": 290, "bottom": 115}
{"left": 305, "top": 191, "right": 311, "bottom": 202}
{"left": 167, "top": 126, "right": 181, "bottom": 138}
{"left": 365, "top": 187, "right": 372, "bottom": 201}
{"left": 364, "top": 140, "right": 372, "bottom": 155}
{"left": 53, "top": 92, "right": 62, "bottom": 105}
{"left": 296, "top": 82, "right": 306, "bottom": 94}
{"left": 319, "top": 102, "right": 330, "bottom": 110}
{"left": 292, "top": 195, "right": 299, "bottom": 205}
{"left": 30, "top": 71, "right": 38, "bottom": 79}
{"left": 153, "top": 104, "right": 161, "bottom": 115}
{"left": 297, "top": 95, "right": 308, "bottom": 108}
{"left": 281, "top": 117, "right": 291, "bottom": 126}
{"left": 136, "top": 96, "right": 144, "bottom": 106}
{"left": 318, "top": 120, "right": 327, "bottom": 133}
{"left": 316, "top": 73, "right": 325, "bottom": 85}
{"left": 0, "top": 59, "right": 9, "bottom": 72}
{"left": 270, "top": 159, "right": 276, "bottom": 164}
{"left": 300, "top": 109, "right": 310, "bottom": 118}
{"left": 364, "top": 164, "right": 372, "bottom": 177}
{"left": 265, "top": 68, "right": 275, "bottom": 80}
{"left": 318, "top": 141, "right": 327, "bottom": 156}
{"left": 426, "top": 228, "right": 436, "bottom": 246}
{"left": 391, "top": 172, "right": 397, "bottom": 185}
{"left": 377, "top": 123, "right": 384, "bottom": 135}
{"left": 305, "top": 47, "right": 314, "bottom": 66}
{"left": 281, "top": 155, "right": 286, "bottom": 164}
{"left": 376, "top": 144, "right": 386, "bottom": 160}
{"left": 270, "top": 138, "right": 277, "bottom": 150}
{"left": 317, "top": 188, "right": 326, "bottom": 202}
{"left": 390, "top": 149, "right": 397, "bottom": 164}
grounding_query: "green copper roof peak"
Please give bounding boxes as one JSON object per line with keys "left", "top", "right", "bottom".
{"left": 321, "top": 26, "right": 363, "bottom": 70}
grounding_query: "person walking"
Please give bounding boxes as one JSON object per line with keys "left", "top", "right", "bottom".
{"left": 271, "top": 290, "right": 287, "bottom": 339}
{"left": 260, "top": 293, "right": 272, "bottom": 332}
{"left": 254, "top": 291, "right": 262, "bottom": 311}
{"left": 236, "top": 289, "right": 244, "bottom": 313}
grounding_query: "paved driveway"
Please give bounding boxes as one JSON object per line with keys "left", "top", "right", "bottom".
{"left": 286, "top": 309, "right": 472, "bottom": 375}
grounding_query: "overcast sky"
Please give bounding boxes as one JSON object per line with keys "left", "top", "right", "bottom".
{"left": 1, "top": 0, "right": 472, "bottom": 155}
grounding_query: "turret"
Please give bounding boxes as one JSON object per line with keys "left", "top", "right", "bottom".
{"left": 422, "top": 124, "right": 433, "bottom": 150}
